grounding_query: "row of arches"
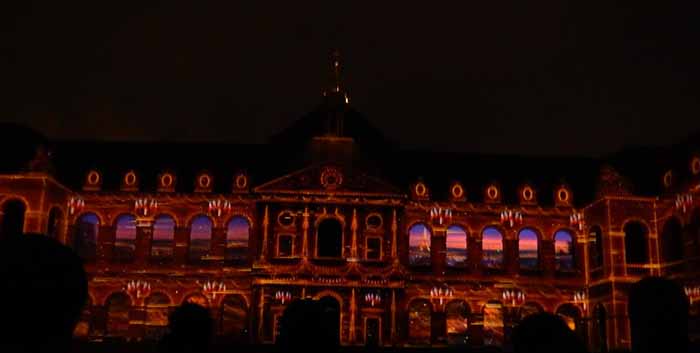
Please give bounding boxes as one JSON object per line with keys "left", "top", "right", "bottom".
{"left": 407, "top": 299, "right": 584, "bottom": 346}
{"left": 408, "top": 224, "right": 576, "bottom": 271}
{"left": 79, "top": 292, "right": 249, "bottom": 341}
{"left": 74, "top": 213, "right": 251, "bottom": 264}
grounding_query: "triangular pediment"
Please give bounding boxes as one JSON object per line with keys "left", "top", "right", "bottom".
{"left": 254, "top": 164, "right": 403, "bottom": 197}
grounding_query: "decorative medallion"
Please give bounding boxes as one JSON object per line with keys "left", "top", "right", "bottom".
{"left": 320, "top": 167, "right": 343, "bottom": 189}
{"left": 692, "top": 157, "right": 700, "bottom": 175}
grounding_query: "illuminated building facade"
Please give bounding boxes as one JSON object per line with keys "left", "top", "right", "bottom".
{"left": 0, "top": 56, "right": 699, "bottom": 351}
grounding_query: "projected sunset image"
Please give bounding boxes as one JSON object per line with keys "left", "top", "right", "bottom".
{"left": 518, "top": 228, "right": 539, "bottom": 269}
{"left": 152, "top": 216, "right": 175, "bottom": 260}
{"left": 409, "top": 223, "right": 431, "bottom": 266}
{"left": 446, "top": 226, "right": 467, "bottom": 267}
{"left": 555, "top": 230, "right": 574, "bottom": 271}
{"left": 190, "top": 216, "right": 212, "bottom": 261}
{"left": 482, "top": 227, "right": 503, "bottom": 268}
{"left": 226, "top": 217, "right": 250, "bottom": 262}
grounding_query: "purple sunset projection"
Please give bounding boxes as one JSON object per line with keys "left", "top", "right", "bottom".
{"left": 446, "top": 225, "right": 467, "bottom": 267}
{"left": 408, "top": 223, "right": 431, "bottom": 266}
{"left": 481, "top": 227, "right": 504, "bottom": 268}
{"left": 189, "top": 215, "right": 212, "bottom": 261}
{"left": 115, "top": 214, "right": 136, "bottom": 263}
{"left": 555, "top": 230, "right": 575, "bottom": 271}
{"left": 226, "top": 217, "right": 250, "bottom": 262}
{"left": 152, "top": 216, "right": 175, "bottom": 260}
{"left": 518, "top": 228, "right": 539, "bottom": 270}
{"left": 483, "top": 302, "right": 504, "bottom": 347}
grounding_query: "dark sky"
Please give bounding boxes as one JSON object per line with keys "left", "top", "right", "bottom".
{"left": 2, "top": 1, "right": 699, "bottom": 156}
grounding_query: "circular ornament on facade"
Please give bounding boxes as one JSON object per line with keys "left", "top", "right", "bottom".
{"left": 692, "top": 157, "right": 700, "bottom": 175}
{"left": 124, "top": 171, "right": 137, "bottom": 186}
{"left": 87, "top": 170, "right": 101, "bottom": 185}
{"left": 452, "top": 184, "right": 465, "bottom": 199}
{"left": 558, "top": 188, "right": 570, "bottom": 202}
{"left": 366, "top": 214, "right": 383, "bottom": 230}
{"left": 663, "top": 170, "right": 673, "bottom": 188}
{"left": 320, "top": 167, "right": 343, "bottom": 189}
{"left": 278, "top": 211, "right": 295, "bottom": 227}
{"left": 415, "top": 182, "right": 427, "bottom": 197}
{"left": 522, "top": 186, "right": 534, "bottom": 201}
{"left": 160, "top": 173, "right": 174, "bottom": 188}
{"left": 487, "top": 185, "right": 499, "bottom": 200}
{"left": 199, "top": 174, "right": 212, "bottom": 188}
{"left": 235, "top": 174, "right": 248, "bottom": 189}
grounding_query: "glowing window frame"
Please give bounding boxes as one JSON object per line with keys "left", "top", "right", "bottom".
{"left": 198, "top": 174, "right": 212, "bottom": 189}
{"left": 415, "top": 183, "right": 428, "bottom": 197}
{"left": 365, "top": 213, "right": 384, "bottom": 231}
{"left": 160, "top": 173, "right": 174, "bottom": 188}
{"left": 87, "top": 170, "right": 101, "bottom": 185}
{"left": 486, "top": 185, "right": 499, "bottom": 200}
{"left": 276, "top": 233, "right": 296, "bottom": 258}
{"left": 522, "top": 186, "right": 534, "bottom": 201}
{"left": 277, "top": 210, "right": 296, "bottom": 228}
{"left": 124, "top": 171, "right": 137, "bottom": 186}
{"left": 452, "top": 184, "right": 465, "bottom": 199}
{"left": 364, "top": 236, "right": 383, "bottom": 261}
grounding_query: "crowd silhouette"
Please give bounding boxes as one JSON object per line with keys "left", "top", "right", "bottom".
{"left": 0, "top": 231, "right": 695, "bottom": 352}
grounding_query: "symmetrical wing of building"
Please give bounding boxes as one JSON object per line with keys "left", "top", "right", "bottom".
{"left": 0, "top": 57, "right": 699, "bottom": 351}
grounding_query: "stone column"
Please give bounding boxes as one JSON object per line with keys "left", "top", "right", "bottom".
{"left": 541, "top": 238, "right": 556, "bottom": 278}
{"left": 135, "top": 218, "right": 153, "bottom": 266}
{"left": 468, "top": 311, "right": 484, "bottom": 347}
{"left": 174, "top": 226, "right": 190, "bottom": 265}
{"left": 91, "top": 305, "right": 107, "bottom": 337}
{"left": 505, "top": 230, "right": 519, "bottom": 274}
{"left": 98, "top": 225, "right": 115, "bottom": 266}
{"left": 432, "top": 226, "right": 447, "bottom": 276}
{"left": 211, "top": 226, "right": 227, "bottom": 263}
{"left": 128, "top": 304, "right": 147, "bottom": 340}
{"left": 469, "top": 236, "right": 482, "bottom": 274}
{"left": 431, "top": 309, "right": 447, "bottom": 344}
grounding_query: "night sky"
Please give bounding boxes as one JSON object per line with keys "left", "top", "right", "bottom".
{"left": 2, "top": 2, "right": 699, "bottom": 156}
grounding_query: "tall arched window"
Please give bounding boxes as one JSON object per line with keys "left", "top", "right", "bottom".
{"left": 114, "top": 214, "right": 136, "bottom": 263}
{"left": 555, "top": 230, "right": 575, "bottom": 271}
{"left": 226, "top": 217, "right": 250, "bottom": 263}
{"left": 483, "top": 301, "right": 504, "bottom": 347}
{"left": 446, "top": 300, "right": 470, "bottom": 345}
{"left": 47, "top": 207, "right": 63, "bottom": 240}
{"left": 189, "top": 215, "right": 213, "bottom": 263}
{"left": 220, "top": 294, "right": 248, "bottom": 342}
{"left": 0, "top": 199, "right": 26, "bottom": 238}
{"left": 518, "top": 228, "right": 539, "bottom": 270}
{"left": 482, "top": 227, "right": 504, "bottom": 269}
{"left": 624, "top": 221, "right": 648, "bottom": 264}
{"left": 317, "top": 218, "right": 343, "bottom": 258}
{"left": 106, "top": 292, "right": 131, "bottom": 337}
{"left": 74, "top": 213, "right": 99, "bottom": 262}
{"left": 446, "top": 225, "right": 468, "bottom": 268}
{"left": 145, "top": 293, "right": 171, "bottom": 340}
{"left": 662, "top": 217, "right": 683, "bottom": 263}
{"left": 152, "top": 215, "right": 175, "bottom": 263}
{"left": 589, "top": 226, "right": 604, "bottom": 268}
{"left": 408, "top": 299, "right": 432, "bottom": 345}
{"left": 409, "top": 223, "right": 432, "bottom": 266}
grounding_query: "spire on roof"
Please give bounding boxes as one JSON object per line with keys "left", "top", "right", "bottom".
{"left": 323, "top": 49, "right": 349, "bottom": 105}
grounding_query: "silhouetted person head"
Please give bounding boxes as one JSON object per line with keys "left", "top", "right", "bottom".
{"left": 159, "top": 303, "right": 213, "bottom": 353}
{"left": 628, "top": 277, "right": 689, "bottom": 353}
{"left": 512, "top": 313, "right": 587, "bottom": 353}
{"left": 0, "top": 233, "right": 88, "bottom": 353}
{"left": 276, "top": 298, "right": 339, "bottom": 353}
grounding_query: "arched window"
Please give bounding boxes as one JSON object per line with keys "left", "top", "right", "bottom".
{"left": 624, "top": 221, "right": 648, "bottom": 264}
{"left": 408, "top": 223, "right": 431, "bottom": 266}
{"left": 226, "top": 217, "right": 250, "bottom": 263}
{"left": 145, "top": 293, "right": 171, "bottom": 339}
{"left": 220, "top": 295, "right": 248, "bottom": 342}
{"left": 483, "top": 301, "right": 504, "bottom": 347}
{"left": 446, "top": 225, "right": 467, "bottom": 268}
{"left": 519, "top": 302, "right": 543, "bottom": 321}
{"left": 317, "top": 218, "right": 343, "bottom": 258}
{"left": 446, "top": 300, "right": 470, "bottom": 345}
{"left": 106, "top": 292, "right": 131, "bottom": 337}
{"left": 482, "top": 227, "right": 504, "bottom": 269}
{"left": 152, "top": 215, "right": 175, "bottom": 263}
{"left": 662, "top": 217, "right": 683, "bottom": 263}
{"left": 589, "top": 226, "right": 604, "bottom": 268}
{"left": 408, "top": 299, "right": 432, "bottom": 345}
{"left": 74, "top": 213, "right": 98, "bottom": 262}
{"left": 556, "top": 303, "right": 582, "bottom": 332}
{"left": 189, "top": 215, "right": 213, "bottom": 263}
{"left": 518, "top": 228, "right": 539, "bottom": 270}
{"left": 555, "top": 230, "right": 575, "bottom": 271}
{"left": 184, "top": 293, "right": 210, "bottom": 308}
{"left": 0, "top": 199, "right": 26, "bottom": 238}
{"left": 47, "top": 207, "right": 63, "bottom": 240}
{"left": 114, "top": 214, "right": 136, "bottom": 263}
